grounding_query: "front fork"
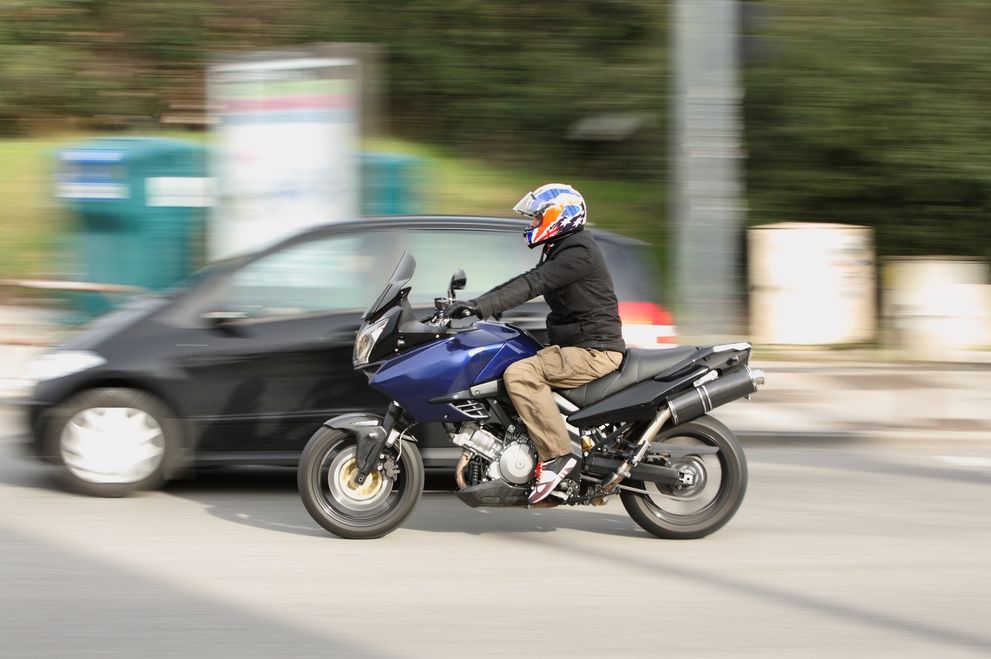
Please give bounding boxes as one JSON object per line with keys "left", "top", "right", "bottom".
{"left": 354, "top": 402, "right": 403, "bottom": 485}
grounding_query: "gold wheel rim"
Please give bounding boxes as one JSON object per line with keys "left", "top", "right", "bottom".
{"left": 339, "top": 458, "right": 384, "bottom": 500}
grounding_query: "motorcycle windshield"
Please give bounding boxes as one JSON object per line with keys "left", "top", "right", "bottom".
{"left": 362, "top": 251, "right": 416, "bottom": 319}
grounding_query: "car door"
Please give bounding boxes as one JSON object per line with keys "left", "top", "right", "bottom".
{"left": 170, "top": 228, "right": 400, "bottom": 459}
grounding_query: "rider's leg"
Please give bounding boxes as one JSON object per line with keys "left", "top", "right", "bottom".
{"left": 503, "top": 354, "right": 572, "bottom": 462}
{"left": 504, "top": 347, "right": 622, "bottom": 503}
{"left": 504, "top": 346, "right": 623, "bottom": 459}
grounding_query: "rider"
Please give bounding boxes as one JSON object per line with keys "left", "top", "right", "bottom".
{"left": 450, "top": 183, "right": 626, "bottom": 504}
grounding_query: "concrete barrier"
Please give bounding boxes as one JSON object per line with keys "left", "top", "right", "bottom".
{"left": 883, "top": 257, "right": 991, "bottom": 360}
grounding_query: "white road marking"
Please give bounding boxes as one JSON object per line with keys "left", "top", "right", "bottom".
{"left": 935, "top": 455, "right": 991, "bottom": 468}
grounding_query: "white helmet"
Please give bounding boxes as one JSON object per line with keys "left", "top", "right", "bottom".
{"left": 513, "top": 183, "right": 587, "bottom": 248}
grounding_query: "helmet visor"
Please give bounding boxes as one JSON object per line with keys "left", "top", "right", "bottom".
{"left": 513, "top": 191, "right": 543, "bottom": 217}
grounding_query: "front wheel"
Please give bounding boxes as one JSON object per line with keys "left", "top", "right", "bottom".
{"left": 47, "top": 387, "right": 183, "bottom": 497}
{"left": 621, "top": 415, "right": 747, "bottom": 539}
{"left": 298, "top": 427, "right": 423, "bottom": 539}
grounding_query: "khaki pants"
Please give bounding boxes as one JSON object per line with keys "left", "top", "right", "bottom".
{"left": 503, "top": 346, "right": 623, "bottom": 461}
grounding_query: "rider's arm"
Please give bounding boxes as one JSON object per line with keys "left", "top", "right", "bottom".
{"left": 471, "top": 242, "right": 592, "bottom": 318}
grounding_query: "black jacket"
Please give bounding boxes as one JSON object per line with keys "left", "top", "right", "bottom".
{"left": 473, "top": 229, "right": 626, "bottom": 352}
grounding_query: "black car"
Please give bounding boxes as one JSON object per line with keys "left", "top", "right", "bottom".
{"left": 21, "top": 216, "right": 675, "bottom": 496}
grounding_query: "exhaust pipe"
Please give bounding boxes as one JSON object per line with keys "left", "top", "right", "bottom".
{"left": 600, "top": 406, "right": 673, "bottom": 493}
{"left": 599, "top": 366, "right": 763, "bottom": 495}
{"left": 455, "top": 451, "right": 471, "bottom": 490}
{"left": 667, "top": 366, "right": 765, "bottom": 426}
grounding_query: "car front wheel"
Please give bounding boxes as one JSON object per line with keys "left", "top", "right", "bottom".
{"left": 47, "top": 388, "right": 182, "bottom": 497}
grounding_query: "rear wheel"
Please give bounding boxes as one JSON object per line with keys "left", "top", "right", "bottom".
{"left": 298, "top": 427, "right": 424, "bottom": 539}
{"left": 621, "top": 415, "right": 747, "bottom": 539}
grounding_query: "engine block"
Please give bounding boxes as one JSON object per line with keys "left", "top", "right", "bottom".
{"left": 453, "top": 423, "right": 537, "bottom": 485}
{"left": 495, "top": 442, "right": 536, "bottom": 485}
{"left": 450, "top": 423, "right": 502, "bottom": 461}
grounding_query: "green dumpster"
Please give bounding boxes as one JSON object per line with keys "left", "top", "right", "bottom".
{"left": 361, "top": 152, "right": 422, "bottom": 216}
{"left": 56, "top": 137, "right": 209, "bottom": 316}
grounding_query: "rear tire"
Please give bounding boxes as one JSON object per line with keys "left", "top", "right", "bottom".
{"left": 621, "top": 415, "right": 747, "bottom": 539}
{"left": 298, "top": 427, "right": 424, "bottom": 539}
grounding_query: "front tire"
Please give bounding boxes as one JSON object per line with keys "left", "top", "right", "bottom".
{"left": 621, "top": 415, "right": 747, "bottom": 539}
{"left": 47, "top": 388, "right": 182, "bottom": 497}
{"left": 298, "top": 427, "right": 424, "bottom": 539}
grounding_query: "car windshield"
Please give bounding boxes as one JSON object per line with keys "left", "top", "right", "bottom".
{"left": 362, "top": 251, "right": 416, "bottom": 319}
{"left": 162, "top": 254, "right": 248, "bottom": 299}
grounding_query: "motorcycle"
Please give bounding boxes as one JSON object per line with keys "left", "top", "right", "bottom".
{"left": 298, "top": 252, "right": 764, "bottom": 539}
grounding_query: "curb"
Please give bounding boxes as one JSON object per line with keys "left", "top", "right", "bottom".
{"left": 738, "top": 429, "right": 991, "bottom": 447}
{"left": 753, "top": 350, "right": 991, "bottom": 367}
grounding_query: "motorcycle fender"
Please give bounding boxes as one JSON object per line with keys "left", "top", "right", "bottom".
{"left": 322, "top": 413, "right": 388, "bottom": 479}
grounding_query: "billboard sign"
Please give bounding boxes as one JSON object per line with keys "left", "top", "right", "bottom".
{"left": 208, "top": 53, "right": 360, "bottom": 260}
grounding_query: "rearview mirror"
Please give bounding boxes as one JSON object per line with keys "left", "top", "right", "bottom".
{"left": 448, "top": 269, "right": 466, "bottom": 298}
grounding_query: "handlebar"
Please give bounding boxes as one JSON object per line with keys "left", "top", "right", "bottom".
{"left": 422, "top": 297, "right": 454, "bottom": 327}
{"left": 423, "top": 296, "right": 479, "bottom": 328}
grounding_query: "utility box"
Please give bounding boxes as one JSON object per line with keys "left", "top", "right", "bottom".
{"left": 749, "top": 222, "right": 876, "bottom": 345}
{"left": 361, "top": 152, "right": 422, "bottom": 216}
{"left": 56, "top": 137, "right": 210, "bottom": 314}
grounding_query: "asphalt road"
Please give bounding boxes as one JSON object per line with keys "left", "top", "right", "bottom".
{"left": 1, "top": 407, "right": 989, "bottom": 658}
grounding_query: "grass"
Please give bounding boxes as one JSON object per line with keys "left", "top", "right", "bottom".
{"left": 366, "top": 137, "right": 670, "bottom": 286}
{"left": 366, "top": 138, "right": 662, "bottom": 222}
{"left": 0, "top": 135, "right": 74, "bottom": 282}
{"left": 0, "top": 132, "right": 668, "bottom": 293}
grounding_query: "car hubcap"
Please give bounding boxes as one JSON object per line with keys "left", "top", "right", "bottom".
{"left": 60, "top": 407, "right": 165, "bottom": 484}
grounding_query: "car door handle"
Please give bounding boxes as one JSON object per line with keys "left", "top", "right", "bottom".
{"left": 203, "top": 310, "right": 248, "bottom": 324}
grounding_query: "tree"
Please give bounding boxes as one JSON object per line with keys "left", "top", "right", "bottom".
{"left": 744, "top": 0, "right": 991, "bottom": 258}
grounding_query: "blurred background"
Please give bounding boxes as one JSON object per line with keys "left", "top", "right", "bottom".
{"left": 1, "top": 5, "right": 990, "bottom": 658}
{"left": 0, "top": 0, "right": 988, "bottom": 353}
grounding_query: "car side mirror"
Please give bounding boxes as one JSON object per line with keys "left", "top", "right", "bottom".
{"left": 448, "top": 269, "right": 466, "bottom": 299}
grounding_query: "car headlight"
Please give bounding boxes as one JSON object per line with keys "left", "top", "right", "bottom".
{"left": 25, "top": 350, "right": 106, "bottom": 382}
{"left": 353, "top": 317, "right": 390, "bottom": 367}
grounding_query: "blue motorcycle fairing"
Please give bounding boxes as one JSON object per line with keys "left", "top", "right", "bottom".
{"left": 369, "top": 321, "right": 541, "bottom": 421}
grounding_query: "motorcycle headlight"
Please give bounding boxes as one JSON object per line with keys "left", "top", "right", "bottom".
{"left": 353, "top": 317, "right": 390, "bottom": 367}
{"left": 25, "top": 350, "right": 106, "bottom": 382}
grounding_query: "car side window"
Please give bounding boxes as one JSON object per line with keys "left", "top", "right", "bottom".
{"left": 396, "top": 229, "right": 541, "bottom": 305}
{"left": 222, "top": 232, "right": 386, "bottom": 319}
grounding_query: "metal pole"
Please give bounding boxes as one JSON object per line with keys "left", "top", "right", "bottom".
{"left": 672, "top": 0, "right": 745, "bottom": 341}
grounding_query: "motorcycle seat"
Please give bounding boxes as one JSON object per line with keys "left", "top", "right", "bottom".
{"left": 556, "top": 345, "right": 699, "bottom": 408}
